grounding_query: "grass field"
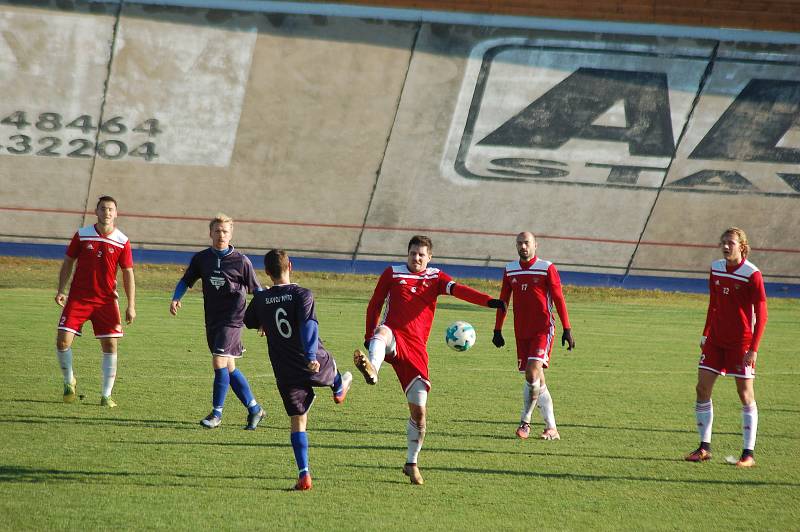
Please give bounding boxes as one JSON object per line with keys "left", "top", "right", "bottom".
{"left": 1, "top": 257, "right": 799, "bottom": 530}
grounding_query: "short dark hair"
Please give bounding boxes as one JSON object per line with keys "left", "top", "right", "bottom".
{"left": 408, "top": 235, "right": 432, "bottom": 253}
{"left": 96, "top": 196, "right": 117, "bottom": 209}
{"left": 264, "top": 249, "right": 290, "bottom": 278}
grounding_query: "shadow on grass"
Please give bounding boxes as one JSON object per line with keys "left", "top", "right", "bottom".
{"left": 3, "top": 413, "right": 200, "bottom": 429}
{"left": 0, "top": 465, "right": 294, "bottom": 491}
{"left": 451, "top": 418, "right": 742, "bottom": 437}
{"left": 347, "top": 463, "right": 800, "bottom": 488}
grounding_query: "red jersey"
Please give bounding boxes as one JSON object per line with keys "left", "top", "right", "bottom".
{"left": 703, "top": 258, "right": 767, "bottom": 351}
{"left": 65, "top": 225, "right": 133, "bottom": 302}
{"left": 494, "top": 257, "right": 570, "bottom": 339}
{"left": 365, "top": 265, "right": 491, "bottom": 353}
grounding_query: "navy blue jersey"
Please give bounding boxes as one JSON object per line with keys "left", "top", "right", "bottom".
{"left": 181, "top": 247, "right": 261, "bottom": 328}
{"left": 244, "top": 283, "right": 334, "bottom": 385}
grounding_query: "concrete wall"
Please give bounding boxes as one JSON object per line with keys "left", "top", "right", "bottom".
{"left": 0, "top": 2, "right": 798, "bottom": 283}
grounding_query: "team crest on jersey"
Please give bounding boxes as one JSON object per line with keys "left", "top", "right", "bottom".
{"left": 715, "top": 280, "right": 720, "bottom": 285}
{"left": 399, "top": 280, "right": 407, "bottom": 285}
{"left": 209, "top": 275, "right": 226, "bottom": 290}
{"left": 511, "top": 278, "right": 518, "bottom": 284}
{"left": 87, "top": 243, "right": 94, "bottom": 250}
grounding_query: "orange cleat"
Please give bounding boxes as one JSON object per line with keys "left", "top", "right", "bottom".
{"left": 333, "top": 372, "right": 353, "bottom": 404}
{"left": 685, "top": 447, "right": 712, "bottom": 462}
{"left": 515, "top": 421, "right": 531, "bottom": 440}
{"left": 294, "top": 473, "right": 313, "bottom": 491}
{"left": 735, "top": 455, "right": 756, "bottom": 468}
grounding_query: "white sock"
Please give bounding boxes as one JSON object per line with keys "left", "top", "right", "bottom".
{"left": 368, "top": 337, "right": 387, "bottom": 374}
{"left": 537, "top": 385, "right": 556, "bottom": 429}
{"left": 406, "top": 418, "right": 425, "bottom": 464}
{"left": 56, "top": 347, "right": 74, "bottom": 384}
{"left": 695, "top": 400, "right": 713, "bottom": 443}
{"left": 742, "top": 402, "right": 758, "bottom": 451}
{"left": 520, "top": 379, "right": 540, "bottom": 423}
{"left": 101, "top": 353, "right": 117, "bottom": 398}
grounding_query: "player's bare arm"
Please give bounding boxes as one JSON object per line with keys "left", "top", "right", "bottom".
{"left": 122, "top": 267, "right": 136, "bottom": 323}
{"left": 744, "top": 350, "right": 758, "bottom": 367}
{"left": 55, "top": 256, "right": 76, "bottom": 306}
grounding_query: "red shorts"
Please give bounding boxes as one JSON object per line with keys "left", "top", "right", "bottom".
{"left": 516, "top": 331, "right": 554, "bottom": 372}
{"left": 699, "top": 339, "right": 755, "bottom": 378}
{"left": 58, "top": 298, "right": 123, "bottom": 338}
{"left": 384, "top": 329, "right": 431, "bottom": 394}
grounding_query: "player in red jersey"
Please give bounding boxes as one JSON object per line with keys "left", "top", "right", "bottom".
{"left": 55, "top": 196, "right": 136, "bottom": 407}
{"left": 491, "top": 232, "right": 574, "bottom": 441}
{"left": 354, "top": 235, "right": 506, "bottom": 485}
{"left": 685, "top": 227, "right": 767, "bottom": 468}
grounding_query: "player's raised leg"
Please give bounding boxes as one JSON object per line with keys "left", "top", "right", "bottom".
{"left": 332, "top": 371, "right": 353, "bottom": 404}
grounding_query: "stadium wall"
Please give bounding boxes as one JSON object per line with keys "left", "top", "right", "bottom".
{"left": 0, "top": 1, "right": 798, "bottom": 293}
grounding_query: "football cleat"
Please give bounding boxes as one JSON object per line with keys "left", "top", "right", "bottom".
{"left": 515, "top": 421, "right": 531, "bottom": 440}
{"left": 541, "top": 428, "right": 561, "bottom": 440}
{"left": 402, "top": 463, "right": 424, "bottom": 485}
{"left": 294, "top": 473, "right": 313, "bottom": 491}
{"left": 735, "top": 455, "right": 756, "bottom": 468}
{"left": 245, "top": 407, "right": 265, "bottom": 430}
{"left": 200, "top": 413, "right": 222, "bottom": 429}
{"left": 684, "top": 447, "right": 712, "bottom": 462}
{"left": 63, "top": 377, "right": 77, "bottom": 403}
{"left": 353, "top": 350, "right": 377, "bottom": 385}
{"left": 333, "top": 371, "right": 353, "bottom": 404}
{"left": 100, "top": 395, "right": 117, "bottom": 408}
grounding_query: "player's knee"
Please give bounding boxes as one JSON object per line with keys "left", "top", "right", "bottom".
{"left": 373, "top": 326, "right": 392, "bottom": 343}
{"left": 695, "top": 381, "right": 712, "bottom": 400}
{"left": 56, "top": 339, "right": 70, "bottom": 351}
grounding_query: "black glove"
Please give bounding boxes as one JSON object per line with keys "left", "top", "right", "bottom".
{"left": 492, "top": 330, "right": 505, "bottom": 348}
{"left": 561, "top": 328, "right": 575, "bottom": 351}
{"left": 487, "top": 299, "right": 507, "bottom": 313}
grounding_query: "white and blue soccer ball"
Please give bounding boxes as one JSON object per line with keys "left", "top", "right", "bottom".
{"left": 445, "top": 321, "right": 476, "bottom": 352}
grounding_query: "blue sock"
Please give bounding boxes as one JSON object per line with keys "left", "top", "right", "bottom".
{"left": 212, "top": 367, "right": 230, "bottom": 417}
{"left": 332, "top": 372, "right": 343, "bottom": 395}
{"left": 229, "top": 368, "right": 260, "bottom": 414}
{"left": 290, "top": 431, "right": 310, "bottom": 476}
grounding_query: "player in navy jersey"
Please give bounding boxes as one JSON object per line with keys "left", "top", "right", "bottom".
{"left": 244, "top": 249, "right": 352, "bottom": 491}
{"left": 354, "top": 235, "right": 506, "bottom": 485}
{"left": 170, "top": 214, "right": 265, "bottom": 430}
{"left": 55, "top": 196, "right": 136, "bottom": 407}
{"left": 492, "top": 232, "right": 574, "bottom": 441}
{"left": 685, "top": 227, "right": 767, "bottom": 468}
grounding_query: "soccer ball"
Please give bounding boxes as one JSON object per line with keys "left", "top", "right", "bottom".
{"left": 445, "top": 321, "right": 476, "bottom": 352}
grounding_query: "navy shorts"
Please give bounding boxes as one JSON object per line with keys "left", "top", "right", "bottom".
{"left": 276, "top": 354, "right": 337, "bottom": 416}
{"left": 206, "top": 326, "right": 245, "bottom": 357}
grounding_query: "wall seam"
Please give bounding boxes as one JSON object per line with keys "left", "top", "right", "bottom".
{"left": 351, "top": 21, "right": 422, "bottom": 265}
{"left": 622, "top": 41, "right": 720, "bottom": 282}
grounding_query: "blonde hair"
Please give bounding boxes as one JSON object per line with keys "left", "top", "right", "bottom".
{"left": 721, "top": 227, "right": 750, "bottom": 258}
{"left": 209, "top": 213, "right": 233, "bottom": 231}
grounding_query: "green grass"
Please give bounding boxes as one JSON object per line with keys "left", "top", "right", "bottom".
{"left": 1, "top": 257, "right": 799, "bottom": 530}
